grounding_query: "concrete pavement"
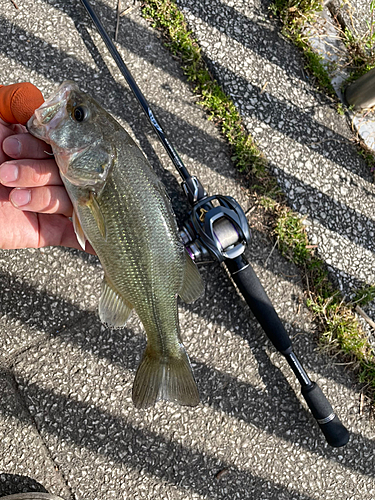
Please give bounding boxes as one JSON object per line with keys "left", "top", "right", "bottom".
{"left": 0, "top": 0, "right": 375, "bottom": 499}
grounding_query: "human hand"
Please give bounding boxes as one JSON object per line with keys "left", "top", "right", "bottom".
{"left": 0, "top": 118, "right": 93, "bottom": 252}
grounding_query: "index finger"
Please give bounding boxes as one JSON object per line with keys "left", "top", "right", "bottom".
{"left": 0, "top": 119, "right": 26, "bottom": 133}
{"left": 2, "top": 132, "right": 52, "bottom": 159}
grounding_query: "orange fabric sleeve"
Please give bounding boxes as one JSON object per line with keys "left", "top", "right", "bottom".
{"left": 0, "top": 82, "right": 44, "bottom": 125}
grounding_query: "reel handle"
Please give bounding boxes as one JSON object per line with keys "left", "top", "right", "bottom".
{"left": 225, "top": 255, "right": 349, "bottom": 447}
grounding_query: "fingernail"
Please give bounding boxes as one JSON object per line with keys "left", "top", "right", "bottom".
{"left": 3, "top": 137, "right": 21, "bottom": 157}
{"left": 11, "top": 189, "right": 31, "bottom": 207}
{"left": 0, "top": 163, "right": 19, "bottom": 184}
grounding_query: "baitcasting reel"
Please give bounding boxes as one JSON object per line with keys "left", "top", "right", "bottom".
{"left": 180, "top": 189, "right": 251, "bottom": 263}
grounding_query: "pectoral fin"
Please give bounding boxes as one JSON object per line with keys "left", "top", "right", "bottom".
{"left": 179, "top": 251, "right": 204, "bottom": 304}
{"left": 99, "top": 277, "right": 133, "bottom": 328}
{"left": 72, "top": 210, "right": 87, "bottom": 251}
{"left": 87, "top": 192, "right": 107, "bottom": 241}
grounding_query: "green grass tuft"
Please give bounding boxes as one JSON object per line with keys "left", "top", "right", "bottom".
{"left": 271, "top": 0, "right": 336, "bottom": 95}
{"left": 303, "top": 49, "right": 335, "bottom": 94}
{"left": 354, "top": 285, "right": 375, "bottom": 307}
{"left": 274, "top": 206, "right": 311, "bottom": 266}
{"left": 142, "top": 0, "right": 270, "bottom": 189}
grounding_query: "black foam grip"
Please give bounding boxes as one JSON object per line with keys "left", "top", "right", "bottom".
{"left": 302, "top": 382, "right": 349, "bottom": 447}
{"left": 226, "top": 257, "right": 292, "bottom": 353}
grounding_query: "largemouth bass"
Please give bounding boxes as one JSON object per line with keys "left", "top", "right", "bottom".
{"left": 27, "top": 81, "right": 203, "bottom": 408}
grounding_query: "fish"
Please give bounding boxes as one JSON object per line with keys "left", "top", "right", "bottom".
{"left": 27, "top": 81, "right": 204, "bottom": 408}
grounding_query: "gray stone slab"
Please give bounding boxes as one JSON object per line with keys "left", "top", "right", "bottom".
{"left": 330, "top": 0, "right": 373, "bottom": 50}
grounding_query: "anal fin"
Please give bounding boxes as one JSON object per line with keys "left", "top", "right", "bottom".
{"left": 179, "top": 251, "right": 204, "bottom": 304}
{"left": 99, "top": 277, "right": 133, "bottom": 328}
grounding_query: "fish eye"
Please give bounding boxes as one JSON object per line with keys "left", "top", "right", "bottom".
{"left": 72, "top": 105, "right": 88, "bottom": 122}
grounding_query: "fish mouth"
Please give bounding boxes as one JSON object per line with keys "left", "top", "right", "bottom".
{"left": 27, "top": 81, "right": 80, "bottom": 139}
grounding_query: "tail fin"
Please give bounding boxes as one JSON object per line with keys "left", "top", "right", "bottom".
{"left": 132, "top": 345, "right": 199, "bottom": 409}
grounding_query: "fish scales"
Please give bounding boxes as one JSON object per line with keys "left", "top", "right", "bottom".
{"left": 27, "top": 81, "right": 204, "bottom": 408}
{"left": 84, "top": 152, "right": 184, "bottom": 350}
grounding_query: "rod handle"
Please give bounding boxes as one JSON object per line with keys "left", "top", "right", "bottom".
{"left": 225, "top": 256, "right": 292, "bottom": 353}
{"left": 302, "top": 382, "right": 349, "bottom": 447}
{"left": 226, "top": 256, "right": 350, "bottom": 447}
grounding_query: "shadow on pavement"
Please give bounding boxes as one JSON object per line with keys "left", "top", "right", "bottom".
{"left": 0, "top": 366, "right": 334, "bottom": 500}
{"left": 0, "top": 475, "right": 49, "bottom": 498}
{"left": 268, "top": 164, "right": 375, "bottom": 260}
{"left": 1, "top": 269, "right": 374, "bottom": 480}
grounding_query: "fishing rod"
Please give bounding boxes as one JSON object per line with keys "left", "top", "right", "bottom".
{"left": 80, "top": 0, "right": 349, "bottom": 447}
